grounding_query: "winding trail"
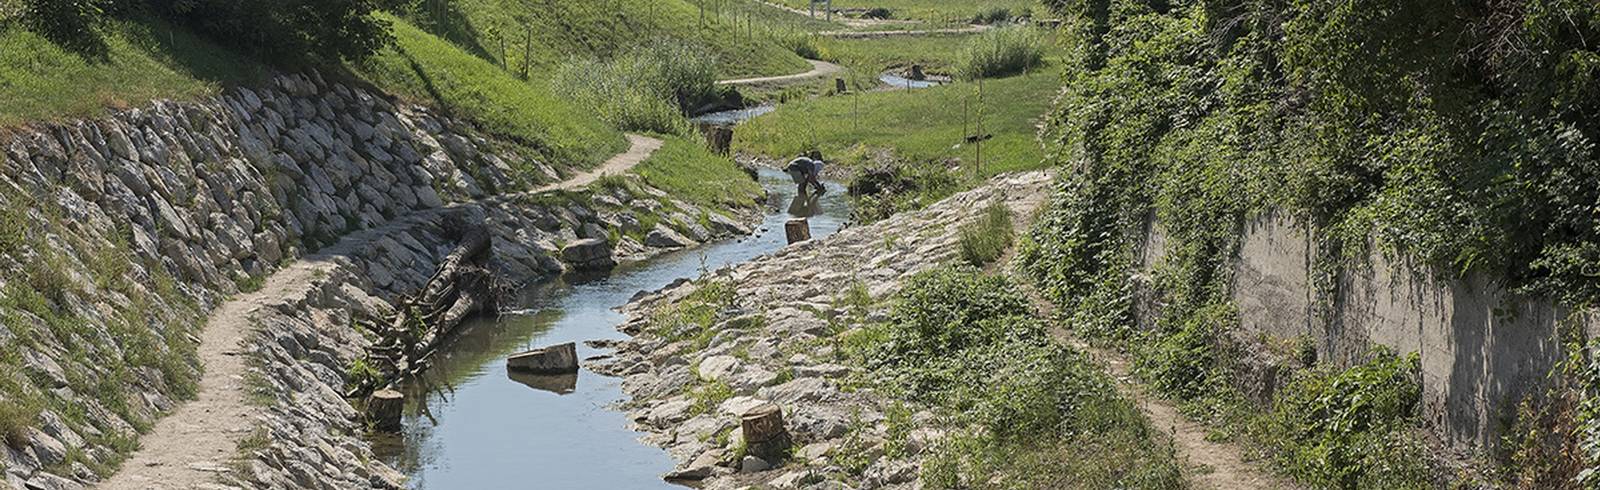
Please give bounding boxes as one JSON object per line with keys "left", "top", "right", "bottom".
{"left": 1016, "top": 283, "right": 1298, "bottom": 490}
{"left": 98, "top": 134, "right": 663, "bottom": 490}
{"left": 716, "top": 59, "right": 845, "bottom": 87}
{"left": 817, "top": 25, "right": 991, "bottom": 38}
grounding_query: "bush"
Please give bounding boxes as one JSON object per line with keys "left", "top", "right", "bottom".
{"left": 553, "top": 40, "right": 718, "bottom": 135}
{"left": 850, "top": 267, "right": 1185, "bottom": 488}
{"left": 954, "top": 25, "right": 1043, "bottom": 80}
{"left": 17, "top": 0, "right": 110, "bottom": 54}
{"left": 863, "top": 7, "right": 892, "bottom": 19}
{"left": 146, "top": 0, "right": 394, "bottom": 62}
{"left": 1254, "top": 350, "right": 1430, "bottom": 488}
{"left": 957, "top": 201, "right": 1015, "bottom": 266}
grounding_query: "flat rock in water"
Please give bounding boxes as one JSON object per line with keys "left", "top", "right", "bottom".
{"left": 507, "top": 342, "right": 579, "bottom": 374}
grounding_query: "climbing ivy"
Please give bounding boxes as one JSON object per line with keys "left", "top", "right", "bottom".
{"left": 1021, "top": 0, "right": 1600, "bottom": 486}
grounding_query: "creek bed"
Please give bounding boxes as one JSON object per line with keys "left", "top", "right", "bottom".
{"left": 370, "top": 168, "right": 851, "bottom": 488}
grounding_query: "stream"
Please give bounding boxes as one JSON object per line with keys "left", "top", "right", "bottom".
{"left": 371, "top": 168, "right": 851, "bottom": 488}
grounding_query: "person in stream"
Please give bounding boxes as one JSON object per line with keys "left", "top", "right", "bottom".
{"left": 785, "top": 151, "right": 827, "bottom": 195}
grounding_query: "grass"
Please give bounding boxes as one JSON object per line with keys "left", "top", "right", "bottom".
{"left": 841, "top": 268, "right": 1187, "bottom": 487}
{"left": 734, "top": 68, "right": 1058, "bottom": 177}
{"left": 356, "top": 13, "right": 626, "bottom": 172}
{"left": 767, "top": 0, "right": 1040, "bottom": 24}
{"left": 953, "top": 25, "right": 1044, "bottom": 80}
{"left": 0, "top": 19, "right": 266, "bottom": 127}
{"left": 819, "top": 33, "right": 976, "bottom": 74}
{"left": 957, "top": 201, "right": 1014, "bottom": 266}
{"left": 396, "top": 0, "right": 813, "bottom": 79}
{"left": 634, "top": 137, "right": 763, "bottom": 210}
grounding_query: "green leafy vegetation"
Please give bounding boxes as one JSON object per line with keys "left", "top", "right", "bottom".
{"left": 390, "top": 0, "right": 812, "bottom": 79}
{"left": 646, "top": 280, "right": 737, "bottom": 350}
{"left": 356, "top": 13, "right": 626, "bottom": 171}
{"left": 768, "top": 0, "right": 1037, "bottom": 24}
{"left": 634, "top": 137, "right": 763, "bottom": 210}
{"left": 0, "top": 20, "right": 265, "bottom": 126}
{"left": 1252, "top": 351, "right": 1429, "bottom": 488}
{"left": 953, "top": 25, "right": 1043, "bottom": 80}
{"left": 843, "top": 267, "right": 1185, "bottom": 488}
{"left": 1017, "top": 0, "right": 1600, "bottom": 486}
{"left": 957, "top": 201, "right": 1014, "bottom": 266}
{"left": 735, "top": 69, "right": 1059, "bottom": 219}
{"left": 553, "top": 40, "right": 721, "bottom": 135}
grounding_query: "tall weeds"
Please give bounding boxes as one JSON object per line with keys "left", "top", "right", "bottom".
{"left": 954, "top": 25, "right": 1043, "bottom": 80}
{"left": 553, "top": 40, "right": 718, "bottom": 135}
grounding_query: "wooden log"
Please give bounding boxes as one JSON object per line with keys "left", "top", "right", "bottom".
{"left": 785, "top": 218, "right": 811, "bottom": 245}
{"left": 367, "top": 389, "right": 405, "bottom": 431}
{"left": 740, "top": 402, "right": 791, "bottom": 462}
{"left": 507, "top": 342, "right": 579, "bottom": 374}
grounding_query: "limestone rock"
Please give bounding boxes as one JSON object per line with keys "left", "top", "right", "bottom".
{"left": 645, "top": 225, "right": 694, "bottom": 249}
{"left": 560, "top": 238, "right": 615, "bottom": 271}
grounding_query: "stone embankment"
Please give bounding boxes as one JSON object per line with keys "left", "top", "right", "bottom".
{"left": 0, "top": 71, "right": 752, "bottom": 489}
{"left": 593, "top": 171, "right": 1051, "bottom": 489}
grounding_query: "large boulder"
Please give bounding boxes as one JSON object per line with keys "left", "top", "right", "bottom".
{"left": 560, "top": 238, "right": 615, "bottom": 270}
{"left": 645, "top": 225, "right": 694, "bottom": 249}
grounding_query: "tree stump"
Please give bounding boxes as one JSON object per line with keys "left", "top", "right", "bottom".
{"left": 367, "top": 389, "right": 405, "bottom": 432}
{"left": 741, "top": 403, "right": 792, "bottom": 462}
{"left": 834, "top": 78, "right": 847, "bottom": 94}
{"left": 910, "top": 64, "right": 925, "bottom": 81}
{"left": 507, "top": 342, "right": 579, "bottom": 374}
{"left": 785, "top": 218, "right": 811, "bottom": 245}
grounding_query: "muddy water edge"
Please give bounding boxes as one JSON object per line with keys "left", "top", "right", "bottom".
{"left": 369, "top": 168, "right": 851, "bottom": 488}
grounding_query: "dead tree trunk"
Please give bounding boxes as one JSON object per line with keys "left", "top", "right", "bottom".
{"left": 348, "top": 224, "right": 499, "bottom": 398}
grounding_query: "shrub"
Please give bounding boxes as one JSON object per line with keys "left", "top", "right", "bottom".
{"left": 553, "top": 40, "right": 718, "bottom": 135}
{"left": 17, "top": 0, "right": 110, "bottom": 55}
{"left": 1254, "top": 350, "right": 1430, "bottom": 488}
{"left": 954, "top": 26, "right": 1043, "bottom": 80}
{"left": 957, "top": 201, "right": 1015, "bottom": 266}
{"left": 145, "top": 0, "right": 395, "bottom": 62}
{"left": 863, "top": 7, "right": 892, "bottom": 19}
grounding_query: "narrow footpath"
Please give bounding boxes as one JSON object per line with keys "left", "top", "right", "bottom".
{"left": 1018, "top": 287, "right": 1298, "bottom": 490}
{"left": 716, "top": 60, "right": 845, "bottom": 87}
{"left": 98, "top": 134, "right": 663, "bottom": 490}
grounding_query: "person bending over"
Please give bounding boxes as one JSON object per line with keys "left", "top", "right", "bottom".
{"left": 785, "top": 151, "right": 826, "bottom": 195}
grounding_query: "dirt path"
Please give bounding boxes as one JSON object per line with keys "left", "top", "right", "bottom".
{"left": 1066, "top": 337, "right": 1297, "bottom": 490}
{"left": 716, "top": 59, "right": 845, "bottom": 87}
{"left": 98, "top": 134, "right": 663, "bottom": 490}
{"left": 818, "top": 25, "right": 991, "bottom": 38}
{"left": 1015, "top": 283, "right": 1296, "bottom": 489}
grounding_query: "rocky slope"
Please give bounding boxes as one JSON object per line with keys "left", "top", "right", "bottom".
{"left": 594, "top": 171, "right": 1052, "bottom": 489}
{"left": 0, "top": 71, "right": 753, "bottom": 489}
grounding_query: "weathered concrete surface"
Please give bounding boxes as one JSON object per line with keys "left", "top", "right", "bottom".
{"left": 1142, "top": 212, "right": 1588, "bottom": 451}
{"left": 595, "top": 171, "right": 1053, "bottom": 489}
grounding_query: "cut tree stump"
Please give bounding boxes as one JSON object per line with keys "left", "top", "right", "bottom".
{"left": 507, "top": 342, "right": 579, "bottom": 374}
{"left": 367, "top": 389, "right": 405, "bottom": 431}
{"left": 785, "top": 218, "right": 811, "bottom": 245}
{"left": 740, "top": 402, "right": 792, "bottom": 462}
{"left": 910, "top": 64, "right": 925, "bottom": 81}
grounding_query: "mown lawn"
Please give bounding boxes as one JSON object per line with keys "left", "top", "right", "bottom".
{"left": 400, "top": 0, "right": 814, "bottom": 79}
{"left": 355, "top": 13, "right": 627, "bottom": 170}
{"left": 768, "top": 0, "right": 1041, "bottom": 24}
{"left": 734, "top": 68, "right": 1059, "bottom": 177}
{"left": 0, "top": 20, "right": 266, "bottom": 127}
{"left": 634, "top": 136, "right": 762, "bottom": 210}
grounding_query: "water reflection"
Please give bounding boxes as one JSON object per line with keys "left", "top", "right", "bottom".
{"left": 788, "top": 189, "right": 824, "bottom": 217}
{"left": 506, "top": 370, "right": 579, "bottom": 395}
{"left": 372, "top": 168, "right": 851, "bottom": 489}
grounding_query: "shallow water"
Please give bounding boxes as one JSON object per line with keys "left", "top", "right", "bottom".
{"left": 878, "top": 73, "right": 944, "bottom": 89}
{"left": 688, "top": 105, "right": 777, "bottom": 126}
{"left": 372, "top": 168, "right": 851, "bottom": 489}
